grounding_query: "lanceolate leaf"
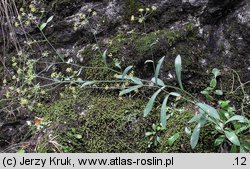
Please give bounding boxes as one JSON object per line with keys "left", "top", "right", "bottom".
{"left": 131, "top": 77, "right": 143, "bottom": 85}
{"left": 151, "top": 77, "right": 165, "bottom": 87}
{"left": 122, "top": 66, "right": 133, "bottom": 79}
{"left": 196, "top": 103, "right": 220, "bottom": 120}
{"left": 225, "top": 130, "right": 240, "bottom": 146}
{"left": 39, "top": 16, "right": 54, "bottom": 31}
{"left": 169, "top": 92, "right": 181, "bottom": 97}
{"left": 225, "top": 115, "right": 249, "bottom": 124}
{"left": 191, "top": 123, "right": 201, "bottom": 149}
{"left": 39, "top": 23, "right": 47, "bottom": 31}
{"left": 102, "top": 49, "right": 108, "bottom": 66}
{"left": 188, "top": 114, "right": 203, "bottom": 124}
{"left": 214, "top": 135, "right": 225, "bottom": 146}
{"left": 175, "top": 55, "right": 183, "bottom": 90}
{"left": 160, "top": 94, "right": 170, "bottom": 128}
{"left": 214, "top": 90, "right": 223, "bottom": 95}
{"left": 119, "top": 85, "right": 143, "bottom": 96}
{"left": 144, "top": 87, "right": 165, "bottom": 117}
{"left": 160, "top": 92, "right": 181, "bottom": 128}
{"left": 80, "top": 81, "right": 96, "bottom": 87}
{"left": 47, "top": 16, "right": 54, "bottom": 23}
{"left": 155, "top": 56, "right": 165, "bottom": 85}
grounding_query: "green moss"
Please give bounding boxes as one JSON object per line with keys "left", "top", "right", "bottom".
{"left": 156, "top": 112, "right": 217, "bottom": 153}
{"left": 77, "top": 45, "right": 116, "bottom": 80}
{"left": 109, "top": 33, "right": 129, "bottom": 54}
{"left": 134, "top": 30, "right": 183, "bottom": 55}
{"left": 34, "top": 87, "right": 218, "bottom": 153}
{"left": 34, "top": 96, "right": 77, "bottom": 124}
{"left": 63, "top": 95, "right": 157, "bottom": 153}
{"left": 134, "top": 31, "right": 159, "bottom": 55}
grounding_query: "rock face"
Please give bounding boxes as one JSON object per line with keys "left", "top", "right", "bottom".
{"left": 6, "top": 0, "right": 248, "bottom": 82}
{"left": 0, "top": 0, "right": 249, "bottom": 152}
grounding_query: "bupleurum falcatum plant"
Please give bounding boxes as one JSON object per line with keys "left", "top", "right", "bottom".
{"left": 107, "top": 54, "right": 250, "bottom": 152}
{"left": 1, "top": 1, "right": 249, "bottom": 153}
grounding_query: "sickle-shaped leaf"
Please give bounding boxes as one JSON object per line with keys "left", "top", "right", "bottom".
{"left": 160, "top": 92, "right": 180, "bottom": 128}
{"left": 119, "top": 85, "right": 143, "bottom": 96}
{"left": 151, "top": 77, "right": 165, "bottom": 87}
{"left": 131, "top": 77, "right": 143, "bottom": 85}
{"left": 191, "top": 123, "right": 201, "bottom": 149}
{"left": 225, "top": 130, "right": 240, "bottom": 146}
{"left": 144, "top": 87, "right": 165, "bottom": 117}
{"left": 155, "top": 56, "right": 165, "bottom": 85}
{"left": 214, "top": 135, "right": 225, "bottom": 146}
{"left": 122, "top": 66, "right": 133, "bottom": 79}
{"left": 175, "top": 55, "right": 183, "bottom": 90}
{"left": 160, "top": 94, "right": 170, "bottom": 128}
{"left": 80, "top": 81, "right": 96, "bottom": 87}
{"left": 39, "top": 23, "right": 47, "bottom": 31}
{"left": 226, "top": 115, "right": 249, "bottom": 124}
{"left": 196, "top": 103, "right": 220, "bottom": 120}
{"left": 47, "top": 16, "right": 54, "bottom": 23}
{"left": 144, "top": 60, "right": 154, "bottom": 64}
{"left": 102, "top": 49, "right": 107, "bottom": 66}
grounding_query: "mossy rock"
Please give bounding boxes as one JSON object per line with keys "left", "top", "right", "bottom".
{"left": 156, "top": 111, "right": 217, "bottom": 153}
{"left": 108, "top": 29, "right": 185, "bottom": 66}
{"left": 60, "top": 95, "right": 158, "bottom": 153}
{"left": 34, "top": 87, "right": 217, "bottom": 153}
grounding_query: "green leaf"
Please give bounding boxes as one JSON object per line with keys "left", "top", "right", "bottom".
{"left": 156, "top": 136, "right": 161, "bottom": 143}
{"left": 131, "top": 77, "right": 143, "bottom": 85}
{"left": 201, "top": 90, "right": 209, "bottom": 95}
{"left": 191, "top": 123, "right": 201, "bottom": 149}
{"left": 169, "top": 92, "right": 181, "bottom": 97}
{"left": 155, "top": 56, "right": 165, "bottom": 85}
{"left": 214, "top": 90, "right": 223, "bottom": 95}
{"left": 160, "top": 94, "right": 170, "bottom": 128}
{"left": 168, "top": 133, "right": 180, "bottom": 146}
{"left": 145, "top": 132, "right": 155, "bottom": 137}
{"left": 74, "top": 134, "right": 82, "bottom": 139}
{"left": 188, "top": 114, "right": 203, "bottom": 124}
{"left": 152, "top": 123, "right": 157, "bottom": 131}
{"left": 241, "top": 141, "right": 250, "bottom": 151}
{"left": 47, "top": 16, "right": 54, "bottom": 23}
{"left": 119, "top": 85, "right": 143, "bottom": 96}
{"left": 240, "top": 146, "right": 246, "bottom": 153}
{"left": 122, "top": 66, "right": 133, "bottom": 79}
{"left": 210, "top": 79, "right": 217, "bottom": 88}
{"left": 219, "top": 100, "right": 230, "bottom": 109}
{"left": 80, "top": 81, "right": 96, "bottom": 87}
{"left": 230, "top": 145, "right": 238, "bottom": 153}
{"left": 214, "top": 135, "right": 225, "bottom": 146}
{"left": 115, "top": 62, "right": 121, "bottom": 69}
{"left": 102, "top": 49, "right": 107, "bottom": 66}
{"left": 196, "top": 103, "right": 220, "bottom": 120}
{"left": 144, "top": 60, "right": 154, "bottom": 64}
{"left": 39, "top": 23, "right": 47, "bottom": 31}
{"left": 175, "top": 55, "right": 183, "bottom": 90}
{"left": 151, "top": 77, "right": 165, "bottom": 87}
{"left": 226, "top": 115, "right": 249, "bottom": 124}
{"left": 160, "top": 92, "right": 180, "bottom": 128}
{"left": 236, "top": 123, "right": 250, "bottom": 134}
{"left": 225, "top": 130, "right": 240, "bottom": 146}
{"left": 212, "top": 68, "right": 221, "bottom": 78}
{"left": 144, "top": 87, "right": 165, "bottom": 117}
